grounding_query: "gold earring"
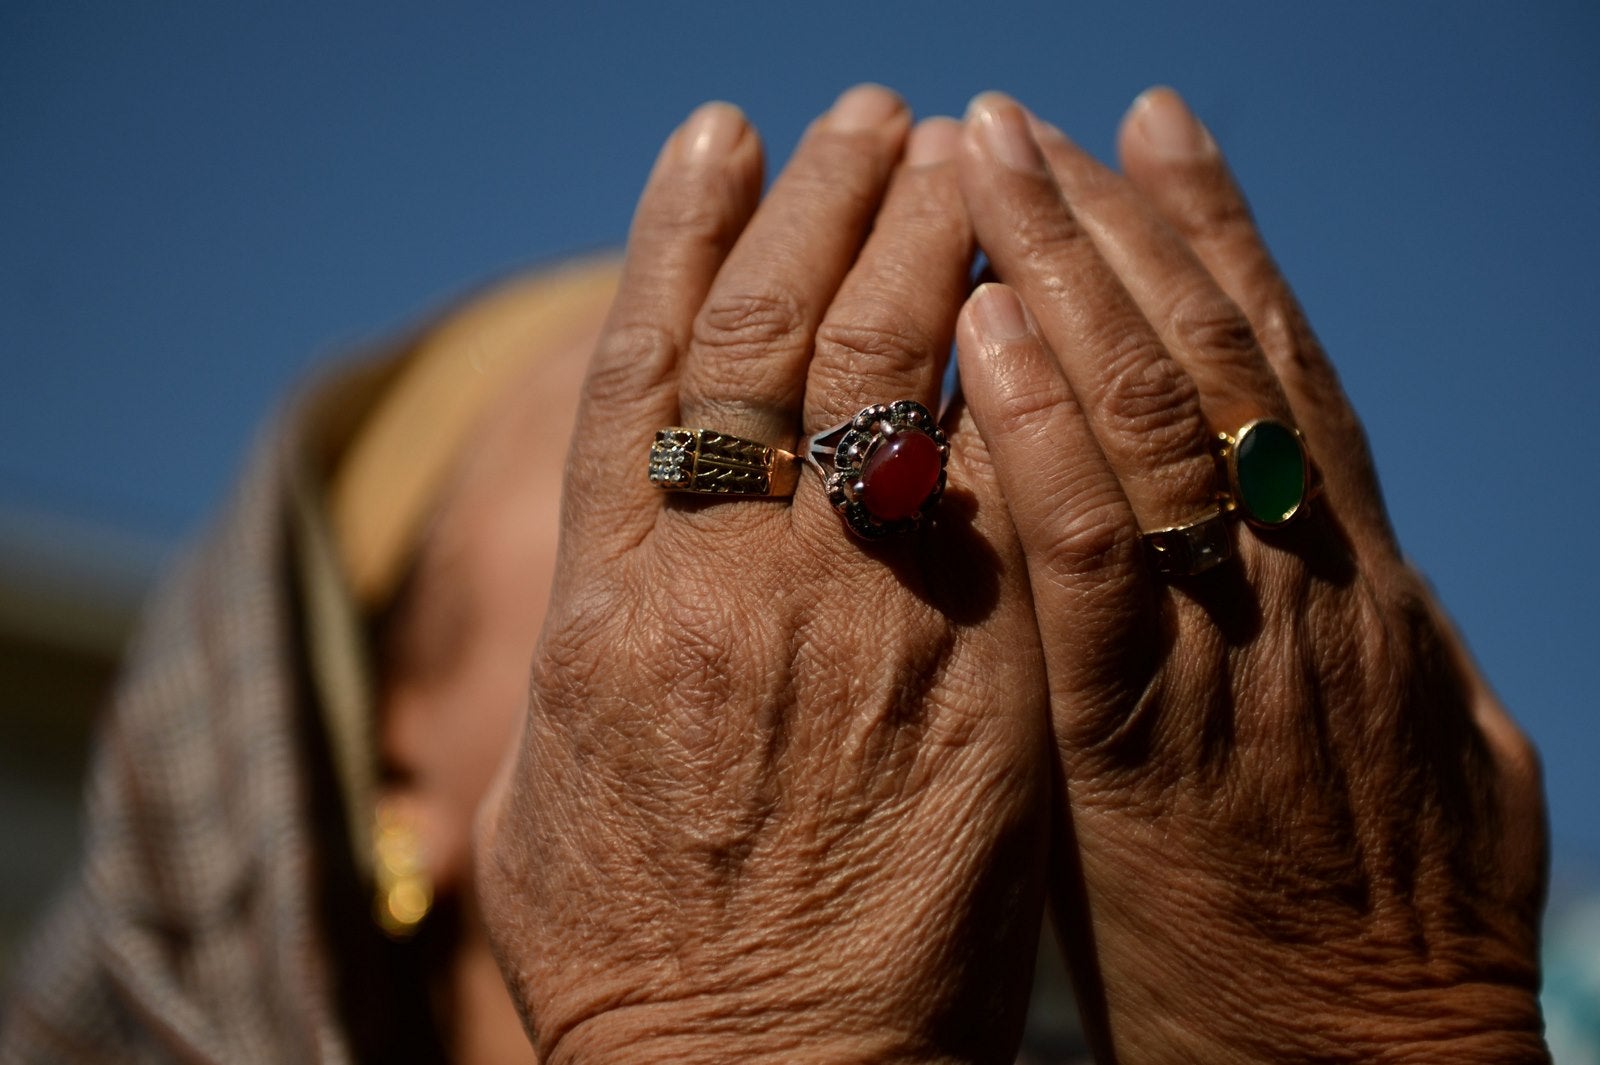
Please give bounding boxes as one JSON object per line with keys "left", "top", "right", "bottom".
{"left": 373, "top": 798, "right": 433, "bottom": 939}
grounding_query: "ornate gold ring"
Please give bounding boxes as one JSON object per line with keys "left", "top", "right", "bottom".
{"left": 648, "top": 427, "right": 801, "bottom": 498}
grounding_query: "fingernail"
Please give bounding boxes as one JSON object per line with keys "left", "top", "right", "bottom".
{"left": 828, "top": 83, "right": 904, "bottom": 132}
{"left": 965, "top": 92, "right": 1046, "bottom": 175}
{"left": 972, "top": 283, "right": 1032, "bottom": 342}
{"left": 679, "top": 101, "right": 746, "bottom": 164}
{"left": 1128, "top": 87, "right": 1214, "bottom": 160}
{"left": 905, "top": 116, "right": 961, "bottom": 167}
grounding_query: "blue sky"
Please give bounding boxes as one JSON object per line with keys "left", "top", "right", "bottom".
{"left": 3, "top": 3, "right": 1597, "bottom": 867}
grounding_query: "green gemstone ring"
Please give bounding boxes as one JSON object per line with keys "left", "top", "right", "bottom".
{"left": 1216, "top": 418, "right": 1313, "bottom": 528}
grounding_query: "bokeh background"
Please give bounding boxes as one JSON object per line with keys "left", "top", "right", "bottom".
{"left": 4, "top": 2, "right": 1598, "bottom": 1057}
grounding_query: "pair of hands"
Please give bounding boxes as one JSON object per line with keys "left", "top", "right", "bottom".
{"left": 477, "top": 85, "right": 1548, "bottom": 1063}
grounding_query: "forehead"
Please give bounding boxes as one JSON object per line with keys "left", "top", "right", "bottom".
{"left": 442, "top": 308, "right": 597, "bottom": 524}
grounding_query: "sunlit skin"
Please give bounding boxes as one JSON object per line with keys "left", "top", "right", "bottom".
{"left": 376, "top": 84, "right": 1547, "bottom": 1064}
{"left": 955, "top": 88, "right": 1547, "bottom": 1064}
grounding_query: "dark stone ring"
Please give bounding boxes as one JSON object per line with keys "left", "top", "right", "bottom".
{"left": 802, "top": 400, "right": 948, "bottom": 540}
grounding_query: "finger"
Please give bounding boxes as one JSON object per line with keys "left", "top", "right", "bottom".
{"left": 803, "top": 117, "right": 971, "bottom": 432}
{"left": 1027, "top": 116, "right": 1294, "bottom": 437}
{"left": 1117, "top": 87, "right": 1396, "bottom": 549}
{"left": 958, "top": 93, "right": 1218, "bottom": 537}
{"left": 676, "top": 84, "right": 911, "bottom": 448}
{"left": 566, "top": 102, "right": 763, "bottom": 548}
{"left": 794, "top": 117, "right": 974, "bottom": 540}
{"left": 955, "top": 283, "right": 1153, "bottom": 710}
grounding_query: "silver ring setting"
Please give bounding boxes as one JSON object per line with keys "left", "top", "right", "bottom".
{"left": 803, "top": 400, "right": 948, "bottom": 540}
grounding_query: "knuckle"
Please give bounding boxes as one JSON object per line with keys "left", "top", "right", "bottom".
{"left": 637, "top": 581, "right": 741, "bottom": 712}
{"left": 640, "top": 179, "right": 744, "bottom": 249}
{"left": 1094, "top": 326, "right": 1203, "bottom": 450}
{"left": 1166, "top": 287, "right": 1258, "bottom": 365}
{"left": 1253, "top": 299, "right": 1317, "bottom": 375}
{"left": 536, "top": 577, "right": 738, "bottom": 735}
{"left": 790, "top": 132, "right": 894, "bottom": 204}
{"left": 1197, "top": 193, "right": 1254, "bottom": 236}
{"left": 1172, "top": 178, "right": 1254, "bottom": 239}
{"left": 884, "top": 170, "right": 967, "bottom": 235}
{"left": 813, "top": 311, "right": 933, "bottom": 375}
{"left": 1007, "top": 200, "right": 1092, "bottom": 270}
{"left": 585, "top": 320, "right": 676, "bottom": 409}
{"left": 988, "top": 375, "right": 1072, "bottom": 442}
{"left": 1203, "top": 190, "right": 1255, "bottom": 235}
{"left": 806, "top": 164, "right": 883, "bottom": 221}
{"left": 1037, "top": 491, "right": 1141, "bottom": 582}
{"left": 693, "top": 287, "right": 809, "bottom": 357}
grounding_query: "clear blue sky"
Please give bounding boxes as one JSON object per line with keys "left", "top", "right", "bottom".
{"left": 3, "top": 3, "right": 1597, "bottom": 866}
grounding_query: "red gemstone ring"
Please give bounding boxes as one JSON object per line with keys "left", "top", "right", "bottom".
{"left": 802, "top": 400, "right": 949, "bottom": 539}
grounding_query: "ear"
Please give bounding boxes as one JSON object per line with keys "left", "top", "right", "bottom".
{"left": 376, "top": 688, "right": 480, "bottom": 901}
{"left": 369, "top": 296, "right": 608, "bottom": 900}
{"left": 374, "top": 584, "right": 540, "bottom": 902}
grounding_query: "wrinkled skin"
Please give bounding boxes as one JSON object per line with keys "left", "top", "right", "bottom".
{"left": 953, "top": 91, "right": 1549, "bottom": 1063}
{"left": 478, "top": 83, "right": 1550, "bottom": 1065}
{"left": 477, "top": 88, "right": 1052, "bottom": 1064}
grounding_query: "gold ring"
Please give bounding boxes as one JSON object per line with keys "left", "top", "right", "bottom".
{"left": 1215, "top": 418, "right": 1314, "bottom": 528}
{"left": 648, "top": 427, "right": 801, "bottom": 498}
{"left": 1141, "top": 507, "right": 1233, "bottom": 577}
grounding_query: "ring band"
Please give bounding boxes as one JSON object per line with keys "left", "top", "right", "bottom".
{"left": 1142, "top": 417, "right": 1314, "bottom": 576}
{"left": 802, "top": 400, "right": 948, "bottom": 539}
{"left": 648, "top": 427, "right": 801, "bottom": 498}
{"left": 1141, "top": 507, "right": 1233, "bottom": 577}
{"left": 1215, "top": 418, "right": 1314, "bottom": 528}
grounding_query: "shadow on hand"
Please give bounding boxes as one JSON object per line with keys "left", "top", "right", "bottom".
{"left": 1281, "top": 502, "right": 1359, "bottom": 588}
{"left": 1175, "top": 557, "right": 1262, "bottom": 648}
{"left": 862, "top": 486, "right": 1002, "bottom": 627}
{"left": 1173, "top": 496, "right": 1359, "bottom": 647}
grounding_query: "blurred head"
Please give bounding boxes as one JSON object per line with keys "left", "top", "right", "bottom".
{"left": 372, "top": 301, "right": 605, "bottom": 899}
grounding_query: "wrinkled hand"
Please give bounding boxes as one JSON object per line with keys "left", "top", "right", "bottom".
{"left": 953, "top": 90, "right": 1548, "bottom": 1063}
{"left": 477, "top": 86, "right": 1050, "bottom": 1064}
